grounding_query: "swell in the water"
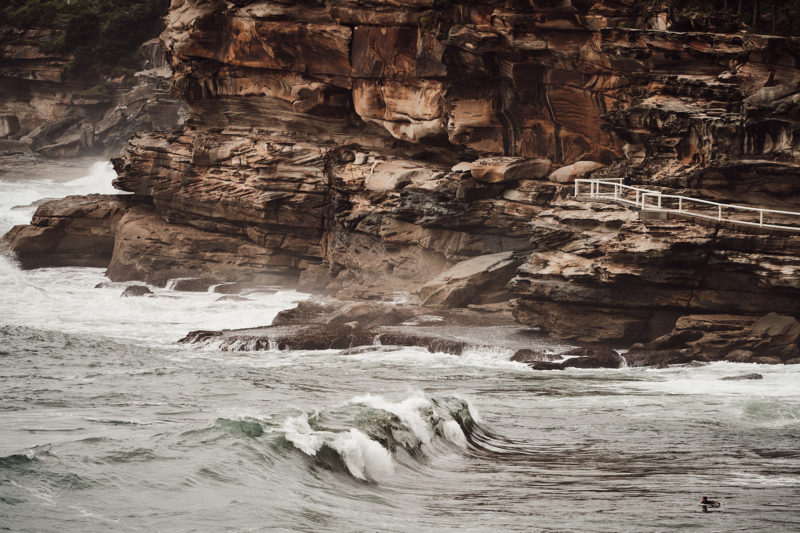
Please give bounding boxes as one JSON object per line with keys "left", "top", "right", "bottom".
{"left": 275, "top": 393, "right": 500, "bottom": 483}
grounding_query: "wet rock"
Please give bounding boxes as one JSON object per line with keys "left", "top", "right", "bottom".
{"left": 751, "top": 356, "right": 783, "bottom": 365}
{"left": 642, "top": 314, "right": 800, "bottom": 363}
{"left": 720, "top": 373, "right": 763, "bottom": 381}
{"left": 784, "top": 358, "right": 800, "bottom": 365}
{"left": 510, "top": 349, "right": 558, "bottom": 363}
{"left": 526, "top": 361, "right": 565, "bottom": 370}
{"left": 2, "top": 195, "right": 136, "bottom": 269}
{"left": 624, "top": 349, "right": 696, "bottom": 368}
{"left": 170, "top": 277, "right": 219, "bottom": 292}
{"left": 340, "top": 345, "right": 404, "bottom": 355}
{"left": 181, "top": 324, "right": 375, "bottom": 351}
{"left": 561, "top": 346, "right": 623, "bottom": 369}
{"left": 216, "top": 295, "right": 251, "bottom": 302}
{"left": 121, "top": 285, "right": 152, "bottom": 297}
{"left": 723, "top": 350, "right": 755, "bottom": 363}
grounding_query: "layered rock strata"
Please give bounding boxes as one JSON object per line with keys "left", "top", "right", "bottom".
{"left": 5, "top": 0, "right": 800, "bottom": 359}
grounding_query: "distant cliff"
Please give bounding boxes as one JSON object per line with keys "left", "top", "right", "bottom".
{"left": 5, "top": 0, "right": 800, "bottom": 361}
{"left": 0, "top": 0, "right": 182, "bottom": 156}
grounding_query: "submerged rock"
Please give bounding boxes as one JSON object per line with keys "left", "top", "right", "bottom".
{"left": 526, "top": 361, "right": 565, "bottom": 371}
{"left": 121, "top": 285, "right": 152, "bottom": 297}
{"left": 720, "top": 373, "right": 763, "bottom": 381}
{"left": 216, "top": 295, "right": 251, "bottom": 302}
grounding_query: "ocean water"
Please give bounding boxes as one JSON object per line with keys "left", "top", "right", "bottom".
{"left": 1, "top": 157, "right": 799, "bottom": 532}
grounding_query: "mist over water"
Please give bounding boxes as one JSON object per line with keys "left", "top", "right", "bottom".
{"left": 1, "top": 157, "right": 799, "bottom": 532}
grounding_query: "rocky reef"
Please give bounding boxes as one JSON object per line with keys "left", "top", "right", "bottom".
{"left": 4, "top": 0, "right": 800, "bottom": 363}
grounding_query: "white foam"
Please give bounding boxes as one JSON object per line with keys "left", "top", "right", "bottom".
{"left": 0, "top": 159, "right": 120, "bottom": 237}
{"left": 440, "top": 420, "right": 468, "bottom": 449}
{"left": 282, "top": 413, "right": 325, "bottom": 456}
{"left": 348, "top": 393, "right": 434, "bottom": 444}
{"left": 0, "top": 265, "right": 307, "bottom": 344}
{"left": 330, "top": 428, "right": 395, "bottom": 482}
{"left": 62, "top": 161, "right": 119, "bottom": 195}
{"left": 623, "top": 362, "right": 800, "bottom": 399}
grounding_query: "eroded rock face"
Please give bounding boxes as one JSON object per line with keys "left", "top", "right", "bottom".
{"left": 2, "top": 195, "right": 136, "bottom": 268}
{"left": 5, "top": 0, "right": 800, "bottom": 356}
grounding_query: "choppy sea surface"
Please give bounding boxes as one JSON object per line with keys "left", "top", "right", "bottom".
{"left": 1, "top": 156, "right": 799, "bottom": 532}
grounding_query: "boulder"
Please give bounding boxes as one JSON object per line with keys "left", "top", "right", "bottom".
{"left": 470, "top": 157, "right": 551, "bottom": 183}
{"left": 624, "top": 349, "right": 696, "bottom": 367}
{"left": 561, "top": 346, "right": 623, "bottom": 369}
{"left": 170, "top": 277, "right": 219, "bottom": 292}
{"left": 751, "top": 356, "right": 782, "bottom": 365}
{"left": 720, "top": 373, "right": 763, "bottom": 381}
{"left": 510, "top": 349, "right": 557, "bottom": 363}
{"left": 723, "top": 349, "right": 755, "bottom": 363}
{"left": 548, "top": 161, "right": 605, "bottom": 183}
{"left": 216, "top": 295, "right": 251, "bottom": 302}
{"left": 419, "top": 252, "right": 519, "bottom": 308}
{"left": 751, "top": 313, "right": 800, "bottom": 347}
{"left": 121, "top": 285, "right": 152, "bottom": 297}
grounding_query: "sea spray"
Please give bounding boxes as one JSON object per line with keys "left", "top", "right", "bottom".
{"left": 330, "top": 428, "right": 395, "bottom": 482}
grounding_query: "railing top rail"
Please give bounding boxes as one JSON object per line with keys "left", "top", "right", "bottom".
{"left": 644, "top": 192, "right": 800, "bottom": 217}
{"left": 574, "top": 178, "right": 800, "bottom": 232}
{"left": 574, "top": 179, "right": 651, "bottom": 194}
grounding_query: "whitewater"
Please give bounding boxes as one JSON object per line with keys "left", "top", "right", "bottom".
{"left": 1, "top": 156, "right": 799, "bottom": 532}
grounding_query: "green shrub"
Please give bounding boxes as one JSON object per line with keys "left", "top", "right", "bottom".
{"left": 2, "top": 0, "right": 170, "bottom": 79}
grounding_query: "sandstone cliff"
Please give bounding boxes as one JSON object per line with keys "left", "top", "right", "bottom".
{"left": 5, "top": 0, "right": 800, "bottom": 361}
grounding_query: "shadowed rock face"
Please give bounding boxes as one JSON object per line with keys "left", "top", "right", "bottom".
{"left": 5, "top": 0, "right": 800, "bottom": 353}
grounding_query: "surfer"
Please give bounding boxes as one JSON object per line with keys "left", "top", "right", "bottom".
{"left": 700, "top": 496, "right": 721, "bottom": 508}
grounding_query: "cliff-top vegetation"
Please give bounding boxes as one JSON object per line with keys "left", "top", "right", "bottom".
{"left": 0, "top": 0, "right": 169, "bottom": 79}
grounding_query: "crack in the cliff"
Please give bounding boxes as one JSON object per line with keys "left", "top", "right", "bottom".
{"left": 685, "top": 224, "right": 721, "bottom": 314}
{"left": 541, "top": 70, "right": 563, "bottom": 162}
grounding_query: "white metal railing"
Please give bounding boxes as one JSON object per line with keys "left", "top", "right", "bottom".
{"left": 574, "top": 179, "right": 800, "bottom": 232}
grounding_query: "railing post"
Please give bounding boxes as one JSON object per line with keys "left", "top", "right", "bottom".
{"left": 658, "top": 194, "right": 662, "bottom": 208}
{"left": 574, "top": 180, "right": 578, "bottom": 197}
{"left": 678, "top": 197, "right": 682, "bottom": 212}
{"left": 614, "top": 183, "right": 618, "bottom": 200}
{"left": 718, "top": 205, "right": 722, "bottom": 220}
{"left": 759, "top": 210, "right": 763, "bottom": 226}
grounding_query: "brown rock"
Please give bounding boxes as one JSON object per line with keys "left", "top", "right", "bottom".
{"left": 170, "top": 278, "right": 219, "bottom": 292}
{"left": 720, "top": 373, "right": 763, "bottom": 381}
{"left": 121, "top": 285, "right": 152, "bottom": 297}
{"left": 470, "top": 157, "right": 551, "bottom": 184}
{"left": 2, "top": 195, "right": 135, "bottom": 269}
{"left": 562, "top": 346, "right": 623, "bottom": 369}
{"left": 723, "top": 350, "right": 755, "bottom": 363}
{"left": 419, "top": 252, "right": 519, "bottom": 308}
{"left": 510, "top": 349, "right": 558, "bottom": 363}
{"left": 750, "top": 356, "right": 783, "bottom": 365}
